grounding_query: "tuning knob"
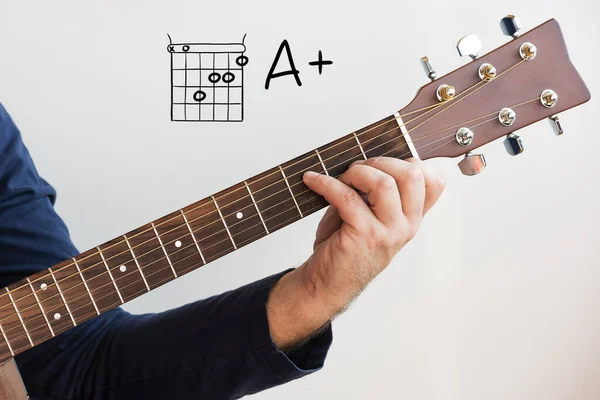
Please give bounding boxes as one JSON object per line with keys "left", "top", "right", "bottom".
{"left": 503, "top": 133, "right": 524, "bottom": 155}
{"left": 500, "top": 15, "right": 522, "bottom": 38}
{"left": 549, "top": 115, "right": 564, "bottom": 135}
{"left": 420, "top": 56, "right": 437, "bottom": 81}
{"left": 458, "top": 152, "right": 486, "bottom": 176}
{"left": 457, "top": 35, "right": 483, "bottom": 60}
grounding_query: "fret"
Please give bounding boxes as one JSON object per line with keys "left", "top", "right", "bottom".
{"left": 0, "top": 289, "right": 30, "bottom": 354}
{"left": 212, "top": 183, "right": 267, "bottom": 248}
{"left": 247, "top": 167, "right": 302, "bottom": 234}
{"left": 353, "top": 132, "right": 368, "bottom": 160}
{"left": 0, "top": 320, "right": 14, "bottom": 357}
{"left": 278, "top": 166, "right": 303, "bottom": 217}
{"left": 245, "top": 181, "right": 269, "bottom": 234}
{"left": 29, "top": 269, "right": 76, "bottom": 333}
{"left": 181, "top": 200, "right": 235, "bottom": 262}
{"left": 26, "top": 278, "right": 54, "bottom": 338}
{"left": 59, "top": 259, "right": 100, "bottom": 320}
{"left": 75, "top": 250, "right": 122, "bottom": 313}
{"left": 5, "top": 284, "right": 50, "bottom": 347}
{"left": 314, "top": 149, "right": 329, "bottom": 176}
{"left": 181, "top": 210, "right": 207, "bottom": 265}
{"left": 48, "top": 267, "right": 79, "bottom": 326}
{"left": 10, "top": 282, "right": 60, "bottom": 347}
{"left": 97, "top": 247, "right": 124, "bottom": 305}
{"left": 123, "top": 234, "right": 151, "bottom": 292}
{"left": 7, "top": 282, "right": 55, "bottom": 346}
{"left": 98, "top": 237, "right": 150, "bottom": 302}
{"left": 212, "top": 196, "right": 238, "bottom": 250}
{"left": 5, "top": 289, "right": 33, "bottom": 347}
{"left": 151, "top": 222, "right": 178, "bottom": 278}
{"left": 319, "top": 133, "right": 367, "bottom": 178}
{"left": 152, "top": 211, "right": 205, "bottom": 277}
{"left": 125, "top": 224, "right": 179, "bottom": 289}
{"left": 280, "top": 153, "right": 329, "bottom": 217}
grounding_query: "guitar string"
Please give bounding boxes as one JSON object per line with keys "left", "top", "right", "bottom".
{"left": 5, "top": 109, "right": 498, "bottom": 352}
{"left": 0, "top": 56, "right": 530, "bottom": 324}
{"left": 0, "top": 79, "right": 480, "bottom": 302}
{"left": 4, "top": 125, "right": 466, "bottom": 351}
{"left": 5, "top": 68, "right": 498, "bottom": 292}
{"left": 0, "top": 86, "right": 535, "bottom": 328}
{"left": 52, "top": 61, "right": 512, "bottom": 272}
{"left": 0, "top": 95, "right": 540, "bottom": 341}
{"left": 5, "top": 195, "right": 340, "bottom": 355}
{"left": 0, "top": 64, "right": 536, "bottom": 332}
{"left": 0, "top": 93, "right": 519, "bottom": 325}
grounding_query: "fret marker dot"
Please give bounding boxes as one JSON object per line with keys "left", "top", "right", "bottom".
{"left": 175, "top": 240, "right": 182, "bottom": 248}
{"left": 236, "top": 212, "right": 243, "bottom": 219}
{"left": 119, "top": 265, "right": 127, "bottom": 273}
{"left": 54, "top": 313, "right": 61, "bottom": 320}
{"left": 40, "top": 283, "right": 48, "bottom": 291}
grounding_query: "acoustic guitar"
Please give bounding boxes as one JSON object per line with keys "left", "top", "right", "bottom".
{"left": 0, "top": 15, "right": 591, "bottom": 399}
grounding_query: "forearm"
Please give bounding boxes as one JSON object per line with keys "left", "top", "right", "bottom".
{"left": 266, "top": 262, "right": 346, "bottom": 352}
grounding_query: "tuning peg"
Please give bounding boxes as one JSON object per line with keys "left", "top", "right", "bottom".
{"left": 549, "top": 115, "right": 564, "bottom": 135}
{"left": 500, "top": 15, "right": 522, "bottom": 38}
{"left": 457, "top": 35, "right": 483, "bottom": 60}
{"left": 503, "top": 133, "right": 524, "bottom": 155}
{"left": 420, "top": 56, "right": 437, "bottom": 81}
{"left": 458, "top": 152, "right": 486, "bottom": 176}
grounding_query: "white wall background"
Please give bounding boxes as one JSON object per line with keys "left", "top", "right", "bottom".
{"left": 1, "top": 1, "right": 598, "bottom": 399}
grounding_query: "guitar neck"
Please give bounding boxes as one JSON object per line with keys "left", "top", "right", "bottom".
{"left": 0, "top": 113, "right": 412, "bottom": 362}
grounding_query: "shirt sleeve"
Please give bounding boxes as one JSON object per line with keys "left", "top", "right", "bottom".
{"left": 0, "top": 102, "right": 333, "bottom": 400}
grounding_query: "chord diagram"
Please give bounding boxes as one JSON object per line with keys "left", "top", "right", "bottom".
{"left": 167, "top": 36, "right": 249, "bottom": 122}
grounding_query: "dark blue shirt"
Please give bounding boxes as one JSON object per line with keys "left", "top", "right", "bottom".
{"left": 0, "top": 103, "right": 332, "bottom": 399}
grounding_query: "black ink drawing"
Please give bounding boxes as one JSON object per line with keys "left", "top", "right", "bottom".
{"left": 265, "top": 40, "right": 302, "bottom": 90}
{"left": 167, "top": 34, "right": 249, "bottom": 122}
{"left": 265, "top": 40, "right": 334, "bottom": 90}
{"left": 308, "top": 50, "right": 333, "bottom": 75}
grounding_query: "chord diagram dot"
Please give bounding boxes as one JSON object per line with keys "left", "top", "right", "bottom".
{"left": 208, "top": 72, "right": 221, "bottom": 84}
{"left": 236, "top": 212, "right": 244, "bottom": 219}
{"left": 236, "top": 55, "right": 249, "bottom": 67}
{"left": 223, "top": 72, "right": 236, "bottom": 84}
{"left": 175, "top": 240, "right": 182, "bottom": 248}
{"left": 40, "top": 283, "right": 48, "bottom": 291}
{"left": 54, "top": 313, "right": 61, "bottom": 320}
{"left": 119, "top": 265, "right": 127, "bottom": 273}
{"left": 193, "top": 90, "right": 207, "bottom": 102}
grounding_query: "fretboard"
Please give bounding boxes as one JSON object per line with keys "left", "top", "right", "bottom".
{"left": 0, "top": 114, "right": 411, "bottom": 362}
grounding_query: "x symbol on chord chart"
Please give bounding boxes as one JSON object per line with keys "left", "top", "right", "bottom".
{"left": 308, "top": 50, "right": 333, "bottom": 75}
{"left": 168, "top": 45, "right": 175, "bottom": 53}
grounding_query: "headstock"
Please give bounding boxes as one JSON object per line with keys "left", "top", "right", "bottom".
{"left": 399, "top": 16, "right": 591, "bottom": 175}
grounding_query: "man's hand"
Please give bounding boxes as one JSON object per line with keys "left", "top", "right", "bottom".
{"left": 266, "top": 157, "right": 446, "bottom": 351}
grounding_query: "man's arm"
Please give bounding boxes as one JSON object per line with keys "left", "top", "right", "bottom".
{"left": 0, "top": 103, "right": 332, "bottom": 399}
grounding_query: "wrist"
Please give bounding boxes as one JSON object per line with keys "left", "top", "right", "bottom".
{"left": 266, "top": 267, "right": 334, "bottom": 351}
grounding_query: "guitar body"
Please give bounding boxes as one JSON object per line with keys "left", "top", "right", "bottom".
{"left": 0, "top": 359, "right": 28, "bottom": 399}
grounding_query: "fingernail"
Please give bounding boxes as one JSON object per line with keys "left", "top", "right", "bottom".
{"left": 304, "top": 171, "right": 320, "bottom": 180}
{"left": 350, "top": 160, "right": 364, "bottom": 167}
